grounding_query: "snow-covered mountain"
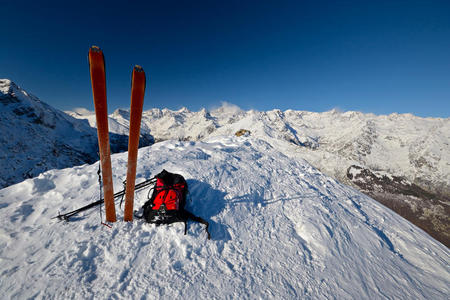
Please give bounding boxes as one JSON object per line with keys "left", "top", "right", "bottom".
{"left": 0, "top": 137, "right": 448, "bottom": 299}
{"left": 0, "top": 79, "right": 150, "bottom": 188}
{"left": 0, "top": 79, "right": 98, "bottom": 188}
{"left": 70, "top": 103, "right": 450, "bottom": 246}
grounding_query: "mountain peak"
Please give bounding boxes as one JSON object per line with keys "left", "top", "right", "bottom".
{"left": 0, "top": 81, "right": 102, "bottom": 187}
{"left": 0, "top": 78, "right": 12, "bottom": 88}
{"left": 0, "top": 79, "right": 20, "bottom": 95}
{"left": 69, "top": 107, "right": 94, "bottom": 116}
{"left": 0, "top": 78, "right": 41, "bottom": 106}
{"left": 177, "top": 106, "right": 190, "bottom": 113}
{"left": 111, "top": 108, "right": 130, "bottom": 119}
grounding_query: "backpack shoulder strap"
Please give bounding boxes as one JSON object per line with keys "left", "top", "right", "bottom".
{"left": 182, "top": 210, "right": 211, "bottom": 240}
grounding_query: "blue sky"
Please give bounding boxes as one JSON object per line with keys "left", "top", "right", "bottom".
{"left": 1, "top": 0, "right": 449, "bottom": 117}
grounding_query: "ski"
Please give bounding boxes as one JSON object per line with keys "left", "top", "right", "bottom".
{"left": 123, "top": 65, "right": 146, "bottom": 221}
{"left": 88, "top": 46, "right": 117, "bottom": 223}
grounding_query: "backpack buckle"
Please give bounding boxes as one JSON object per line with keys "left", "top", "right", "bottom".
{"left": 159, "top": 203, "right": 167, "bottom": 213}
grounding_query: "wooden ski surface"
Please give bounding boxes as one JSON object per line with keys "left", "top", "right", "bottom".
{"left": 88, "top": 46, "right": 117, "bottom": 223}
{"left": 124, "top": 65, "right": 146, "bottom": 221}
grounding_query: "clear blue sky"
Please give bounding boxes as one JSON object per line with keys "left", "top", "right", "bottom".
{"left": 1, "top": 0, "right": 449, "bottom": 117}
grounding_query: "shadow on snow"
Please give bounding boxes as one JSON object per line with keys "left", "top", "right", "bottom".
{"left": 186, "top": 179, "right": 230, "bottom": 242}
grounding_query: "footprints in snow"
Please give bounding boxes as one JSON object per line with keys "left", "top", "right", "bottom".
{"left": 67, "top": 241, "right": 100, "bottom": 284}
{"left": 10, "top": 204, "right": 34, "bottom": 223}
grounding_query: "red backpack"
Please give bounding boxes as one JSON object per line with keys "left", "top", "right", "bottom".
{"left": 136, "top": 170, "right": 210, "bottom": 239}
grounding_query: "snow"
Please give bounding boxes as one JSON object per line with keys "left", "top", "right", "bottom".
{"left": 0, "top": 79, "right": 12, "bottom": 93}
{"left": 0, "top": 137, "right": 448, "bottom": 299}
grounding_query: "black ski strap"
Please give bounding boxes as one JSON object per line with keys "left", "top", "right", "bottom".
{"left": 134, "top": 211, "right": 144, "bottom": 219}
{"left": 119, "top": 180, "right": 127, "bottom": 210}
{"left": 97, "top": 162, "right": 110, "bottom": 228}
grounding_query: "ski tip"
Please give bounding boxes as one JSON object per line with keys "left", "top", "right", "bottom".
{"left": 88, "top": 46, "right": 105, "bottom": 65}
{"left": 134, "top": 65, "right": 144, "bottom": 73}
{"left": 90, "top": 45, "right": 102, "bottom": 53}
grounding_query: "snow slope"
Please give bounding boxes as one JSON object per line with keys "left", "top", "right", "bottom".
{"left": 0, "top": 137, "right": 448, "bottom": 299}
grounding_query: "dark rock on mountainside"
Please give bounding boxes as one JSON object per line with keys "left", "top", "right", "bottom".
{"left": 347, "top": 165, "right": 450, "bottom": 247}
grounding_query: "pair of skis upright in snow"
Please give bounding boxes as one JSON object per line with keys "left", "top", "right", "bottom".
{"left": 88, "top": 46, "right": 145, "bottom": 223}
